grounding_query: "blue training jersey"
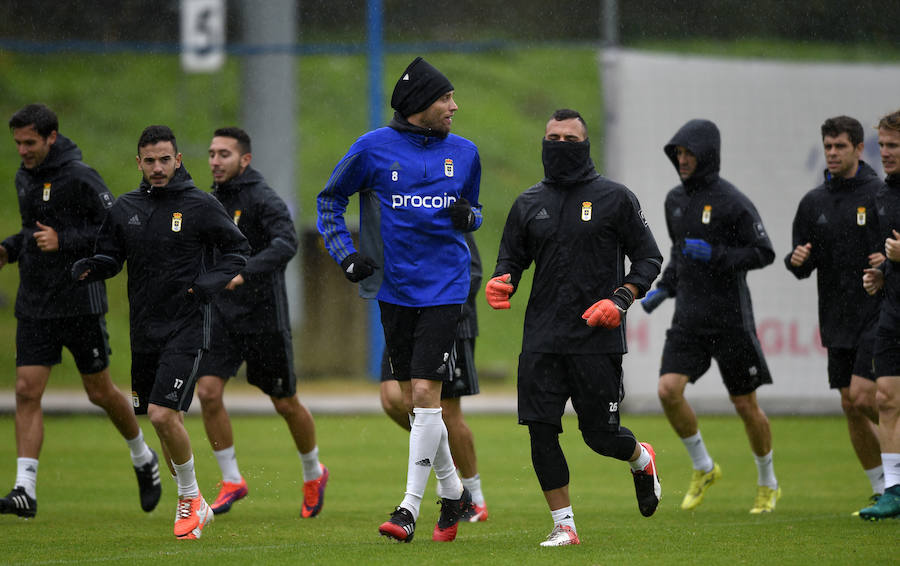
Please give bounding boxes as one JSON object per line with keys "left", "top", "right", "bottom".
{"left": 317, "top": 125, "right": 482, "bottom": 307}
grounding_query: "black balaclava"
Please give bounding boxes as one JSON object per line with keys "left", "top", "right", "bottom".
{"left": 542, "top": 139, "right": 595, "bottom": 184}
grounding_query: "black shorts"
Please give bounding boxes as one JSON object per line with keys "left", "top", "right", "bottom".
{"left": 660, "top": 326, "right": 772, "bottom": 396}
{"left": 873, "top": 330, "right": 900, "bottom": 378}
{"left": 197, "top": 328, "right": 296, "bottom": 398}
{"left": 130, "top": 325, "right": 205, "bottom": 415}
{"left": 379, "top": 301, "right": 461, "bottom": 382}
{"left": 517, "top": 351, "right": 624, "bottom": 433}
{"left": 16, "top": 315, "right": 110, "bottom": 375}
{"left": 380, "top": 337, "right": 480, "bottom": 399}
{"left": 827, "top": 344, "right": 876, "bottom": 389}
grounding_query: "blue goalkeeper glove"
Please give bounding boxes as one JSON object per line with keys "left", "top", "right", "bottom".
{"left": 641, "top": 287, "right": 670, "bottom": 313}
{"left": 682, "top": 238, "right": 712, "bottom": 262}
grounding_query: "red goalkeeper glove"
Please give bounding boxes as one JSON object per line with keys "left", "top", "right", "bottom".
{"left": 485, "top": 274, "right": 514, "bottom": 309}
{"left": 582, "top": 286, "right": 634, "bottom": 328}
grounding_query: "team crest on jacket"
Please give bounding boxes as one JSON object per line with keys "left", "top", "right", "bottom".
{"left": 581, "top": 201, "right": 592, "bottom": 221}
{"left": 42, "top": 183, "right": 51, "bottom": 202}
{"left": 233, "top": 209, "right": 242, "bottom": 225}
{"left": 701, "top": 205, "right": 711, "bottom": 224}
{"left": 444, "top": 158, "right": 454, "bottom": 177}
{"left": 857, "top": 207, "right": 866, "bottom": 226}
{"left": 171, "top": 212, "right": 183, "bottom": 232}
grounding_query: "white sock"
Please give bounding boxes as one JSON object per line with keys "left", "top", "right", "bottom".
{"left": 126, "top": 430, "right": 153, "bottom": 467}
{"left": 551, "top": 505, "right": 576, "bottom": 531}
{"left": 300, "top": 446, "right": 322, "bottom": 482}
{"left": 883, "top": 453, "right": 900, "bottom": 490}
{"left": 865, "top": 465, "right": 885, "bottom": 495}
{"left": 400, "top": 407, "right": 445, "bottom": 519}
{"left": 433, "top": 420, "right": 462, "bottom": 500}
{"left": 629, "top": 443, "right": 651, "bottom": 471}
{"left": 682, "top": 432, "right": 714, "bottom": 472}
{"left": 173, "top": 456, "right": 200, "bottom": 498}
{"left": 754, "top": 450, "right": 777, "bottom": 489}
{"left": 214, "top": 446, "right": 242, "bottom": 484}
{"left": 15, "top": 458, "right": 38, "bottom": 499}
{"left": 461, "top": 474, "right": 485, "bottom": 506}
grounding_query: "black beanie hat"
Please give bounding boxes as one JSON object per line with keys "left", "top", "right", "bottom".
{"left": 390, "top": 57, "right": 454, "bottom": 118}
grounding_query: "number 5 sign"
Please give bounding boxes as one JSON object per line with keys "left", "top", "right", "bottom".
{"left": 181, "top": 0, "right": 226, "bottom": 73}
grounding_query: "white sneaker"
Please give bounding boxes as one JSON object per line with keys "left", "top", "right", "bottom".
{"left": 539, "top": 524, "right": 580, "bottom": 547}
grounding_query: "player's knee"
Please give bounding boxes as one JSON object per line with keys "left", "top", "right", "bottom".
{"left": 196, "top": 377, "right": 223, "bottom": 406}
{"left": 581, "top": 427, "right": 636, "bottom": 461}
{"left": 730, "top": 394, "right": 760, "bottom": 419}
{"left": 657, "top": 375, "right": 685, "bottom": 405}
{"left": 14, "top": 380, "right": 42, "bottom": 404}
{"left": 83, "top": 383, "right": 113, "bottom": 407}
{"left": 528, "top": 422, "right": 568, "bottom": 491}
{"left": 271, "top": 395, "right": 299, "bottom": 417}
{"left": 147, "top": 404, "right": 177, "bottom": 430}
{"left": 876, "top": 383, "right": 900, "bottom": 414}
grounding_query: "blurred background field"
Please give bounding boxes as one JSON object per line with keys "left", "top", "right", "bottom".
{"left": 1, "top": 1, "right": 900, "bottom": 394}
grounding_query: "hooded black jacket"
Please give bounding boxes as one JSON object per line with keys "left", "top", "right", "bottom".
{"left": 784, "top": 162, "right": 882, "bottom": 348}
{"left": 210, "top": 166, "right": 298, "bottom": 334}
{"left": 659, "top": 119, "right": 775, "bottom": 333}
{"left": 875, "top": 174, "right": 900, "bottom": 334}
{"left": 493, "top": 152, "right": 662, "bottom": 354}
{"left": 2, "top": 134, "right": 113, "bottom": 319}
{"left": 87, "top": 166, "right": 249, "bottom": 353}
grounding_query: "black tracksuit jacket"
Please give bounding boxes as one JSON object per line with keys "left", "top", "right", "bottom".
{"left": 658, "top": 119, "right": 775, "bottom": 333}
{"left": 211, "top": 166, "right": 297, "bottom": 334}
{"left": 86, "top": 166, "right": 249, "bottom": 353}
{"left": 876, "top": 174, "right": 900, "bottom": 334}
{"left": 3, "top": 134, "right": 114, "bottom": 319}
{"left": 784, "top": 162, "right": 883, "bottom": 348}
{"left": 493, "top": 169, "right": 662, "bottom": 354}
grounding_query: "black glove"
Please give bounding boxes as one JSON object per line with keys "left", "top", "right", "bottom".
{"left": 641, "top": 287, "right": 670, "bottom": 313}
{"left": 340, "top": 252, "right": 378, "bottom": 283}
{"left": 447, "top": 197, "right": 475, "bottom": 231}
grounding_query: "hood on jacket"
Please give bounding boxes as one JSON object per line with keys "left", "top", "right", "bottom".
{"left": 140, "top": 165, "right": 195, "bottom": 197}
{"left": 664, "top": 119, "right": 721, "bottom": 188}
{"left": 212, "top": 165, "right": 264, "bottom": 193}
{"left": 23, "top": 133, "right": 82, "bottom": 175}
{"left": 388, "top": 113, "right": 448, "bottom": 142}
{"left": 823, "top": 160, "right": 880, "bottom": 190}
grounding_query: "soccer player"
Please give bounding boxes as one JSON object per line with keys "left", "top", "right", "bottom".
{"left": 487, "top": 109, "right": 663, "bottom": 547}
{"left": 642, "top": 118, "right": 780, "bottom": 513}
{"left": 0, "top": 104, "right": 160, "bottom": 518}
{"left": 859, "top": 108, "right": 900, "bottom": 520}
{"left": 379, "top": 232, "right": 488, "bottom": 522}
{"left": 195, "top": 127, "right": 327, "bottom": 518}
{"left": 785, "top": 116, "right": 884, "bottom": 509}
{"left": 72, "top": 125, "right": 249, "bottom": 539}
{"left": 317, "top": 56, "right": 481, "bottom": 543}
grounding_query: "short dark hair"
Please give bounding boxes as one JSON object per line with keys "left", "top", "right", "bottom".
{"left": 551, "top": 108, "right": 588, "bottom": 135}
{"left": 878, "top": 109, "right": 900, "bottom": 133}
{"left": 9, "top": 104, "right": 58, "bottom": 138}
{"left": 213, "top": 126, "right": 252, "bottom": 155}
{"left": 821, "top": 116, "right": 864, "bottom": 146}
{"left": 137, "top": 125, "right": 178, "bottom": 154}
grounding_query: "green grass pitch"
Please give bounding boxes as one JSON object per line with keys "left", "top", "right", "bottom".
{"left": 0, "top": 412, "right": 893, "bottom": 565}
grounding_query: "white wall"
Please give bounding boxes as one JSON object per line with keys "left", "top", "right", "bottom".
{"left": 601, "top": 49, "right": 900, "bottom": 414}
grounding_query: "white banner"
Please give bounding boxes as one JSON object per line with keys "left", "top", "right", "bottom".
{"left": 602, "top": 49, "right": 900, "bottom": 414}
